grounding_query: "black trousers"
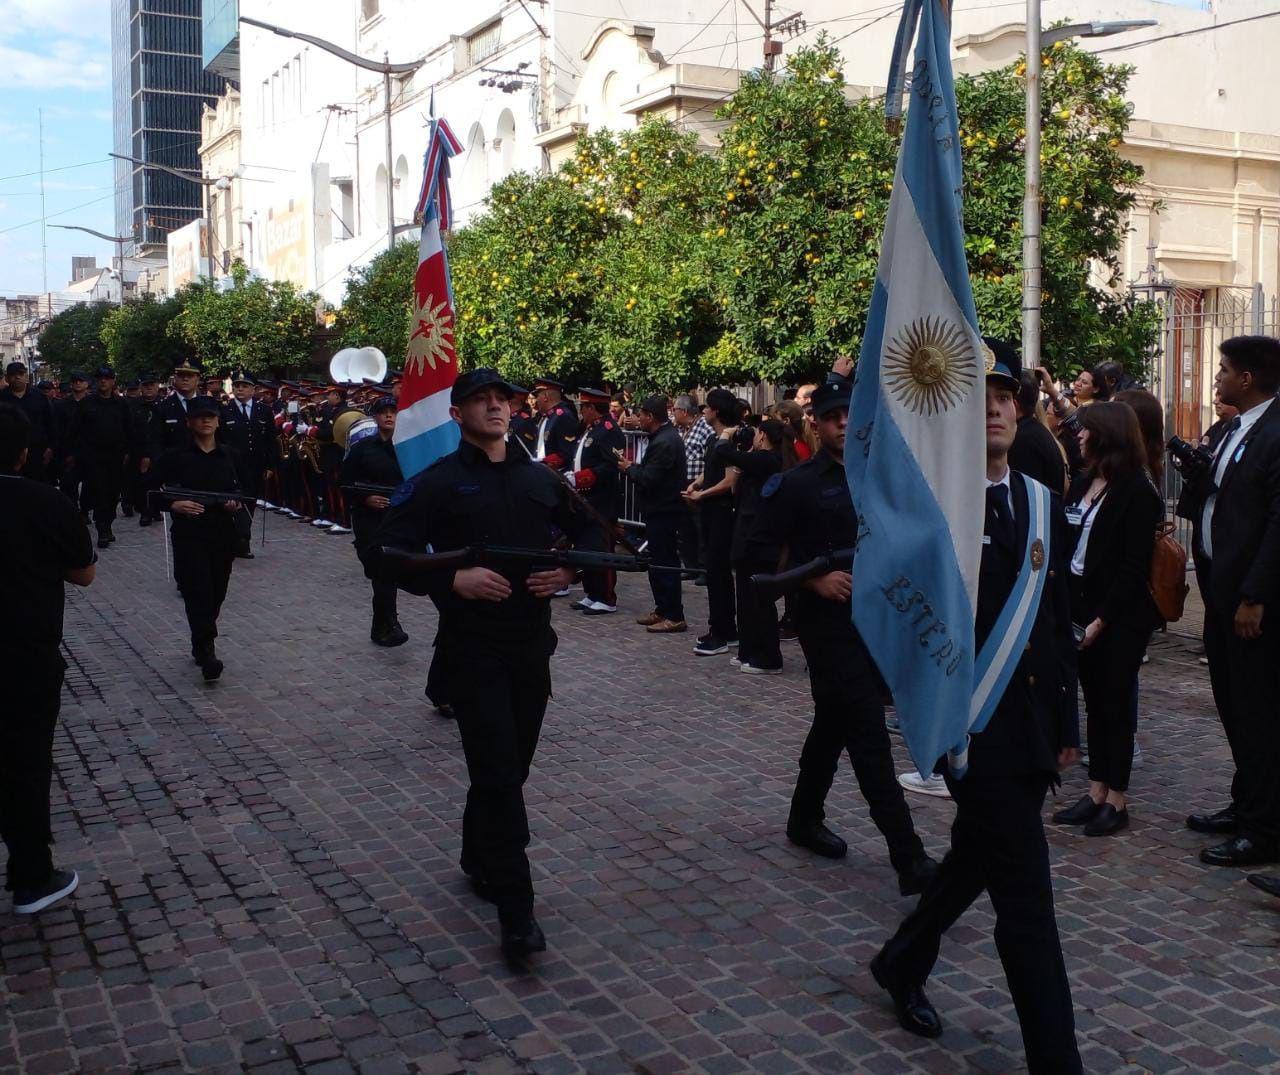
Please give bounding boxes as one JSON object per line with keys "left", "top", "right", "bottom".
{"left": 644, "top": 511, "right": 684, "bottom": 622}
{"left": 577, "top": 514, "right": 617, "bottom": 608}
{"left": 791, "top": 623, "right": 923, "bottom": 870}
{"left": 448, "top": 628, "right": 554, "bottom": 925}
{"left": 734, "top": 560, "right": 780, "bottom": 669}
{"left": 60, "top": 457, "right": 90, "bottom": 515}
{"left": 1078, "top": 625, "right": 1146, "bottom": 793}
{"left": 700, "top": 505, "right": 736, "bottom": 640}
{"left": 1203, "top": 597, "right": 1280, "bottom": 844}
{"left": 83, "top": 453, "right": 125, "bottom": 537}
{"left": 677, "top": 502, "right": 703, "bottom": 572}
{"left": 173, "top": 533, "right": 235, "bottom": 656}
{"left": 1, "top": 653, "right": 64, "bottom": 892}
{"left": 881, "top": 770, "right": 1081, "bottom": 1074}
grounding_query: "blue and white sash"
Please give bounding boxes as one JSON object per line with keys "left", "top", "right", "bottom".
{"left": 949, "top": 475, "right": 1052, "bottom": 777}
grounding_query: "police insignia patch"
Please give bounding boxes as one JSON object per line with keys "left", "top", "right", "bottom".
{"left": 389, "top": 481, "right": 415, "bottom": 507}
{"left": 1030, "top": 538, "right": 1045, "bottom": 571}
{"left": 762, "top": 474, "right": 783, "bottom": 498}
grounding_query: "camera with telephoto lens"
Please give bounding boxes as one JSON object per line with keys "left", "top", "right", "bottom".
{"left": 732, "top": 424, "right": 756, "bottom": 451}
{"left": 1167, "top": 435, "right": 1213, "bottom": 481}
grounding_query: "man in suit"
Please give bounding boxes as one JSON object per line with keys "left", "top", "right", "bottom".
{"left": 870, "top": 344, "right": 1083, "bottom": 1074}
{"left": 568, "top": 387, "right": 625, "bottom": 615}
{"left": 1180, "top": 335, "right": 1280, "bottom": 867}
{"left": 1009, "top": 368, "right": 1067, "bottom": 494}
{"left": 530, "top": 378, "right": 578, "bottom": 472}
{"left": 220, "top": 372, "right": 280, "bottom": 558}
{"left": 152, "top": 361, "right": 203, "bottom": 458}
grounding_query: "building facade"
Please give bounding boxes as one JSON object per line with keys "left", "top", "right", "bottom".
{"left": 112, "top": 0, "right": 229, "bottom": 259}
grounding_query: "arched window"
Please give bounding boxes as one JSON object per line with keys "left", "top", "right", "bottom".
{"left": 374, "top": 163, "right": 388, "bottom": 230}
{"left": 495, "top": 109, "right": 516, "bottom": 179}
{"left": 461, "top": 122, "right": 487, "bottom": 203}
{"left": 394, "top": 154, "right": 410, "bottom": 221}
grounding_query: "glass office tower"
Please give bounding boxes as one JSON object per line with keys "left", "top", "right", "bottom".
{"left": 111, "top": 0, "right": 229, "bottom": 255}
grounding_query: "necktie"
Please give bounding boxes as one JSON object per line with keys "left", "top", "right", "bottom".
{"left": 1214, "top": 415, "right": 1241, "bottom": 461}
{"left": 986, "top": 483, "right": 1015, "bottom": 552}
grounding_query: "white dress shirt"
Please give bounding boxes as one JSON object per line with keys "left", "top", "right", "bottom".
{"left": 1201, "top": 397, "right": 1274, "bottom": 559}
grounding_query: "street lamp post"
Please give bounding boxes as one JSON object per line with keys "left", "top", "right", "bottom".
{"left": 49, "top": 224, "right": 133, "bottom": 307}
{"left": 1022, "top": 11, "right": 1156, "bottom": 369}
{"left": 110, "top": 152, "right": 221, "bottom": 280}
{"left": 238, "top": 16, "right": 425, "bottom": 254}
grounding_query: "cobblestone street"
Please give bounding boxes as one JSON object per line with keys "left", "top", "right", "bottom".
{"left": 2, "top": 513, "right": 1278, "bottom": 1075}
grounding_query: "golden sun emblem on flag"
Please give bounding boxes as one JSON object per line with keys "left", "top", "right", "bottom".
{"left": 883, "top": 316, "right": 977, "bottom": 416}
{"left": 406, "top": 294, "right": 455, "bottom": 376}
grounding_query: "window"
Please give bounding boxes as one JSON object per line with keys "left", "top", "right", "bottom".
{"left": 333, "top": 180, "right": 355, "bottom": 238}
{"left": 467, "top": 21, "right": 500, "bottom": 67}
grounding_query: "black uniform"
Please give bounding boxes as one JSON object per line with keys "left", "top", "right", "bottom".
{"left": 151, "top": 444, "right": 251, "bottom": 664}
{"left": 127, "top": 394, "right": 161, "bottom": 519}
{"left": 626, "top": 421, "right": 687, "bottom": 623}
{"left": 877, "top": 470, "right": 1082, "bottom": 1073}
{"left": 1010, "top": 414, "right": 1067, "bottom": 495}
{"left": 376, "top": 439, "right": 583, "bottom": 931}
{"left": 74, "top": 393, "right": 134, "bottom": 541}
{"left": 55, "top": 394, "right": 89, "bottom": 512}
{"left": 339, "top": 435, "right": 404, "bottom": 636}
{"left": 151, "top": 392, "right": 199, "bottom": 456}
{"left": 570, "top": 414, "right": 624, "bottom": 608}
{"left": 534, "top": 401, "right": 578, "bottom": 470}
{"left": 315, "top": 399, "right": 353, "bottom": 521}
{"left": 0, "top": 387, "right": 56, "bottom": 482}
{"left": 220, "top": 397, "right": 281, "bottom": 550}
{"left": 751, "top": 448, "right": 928, "bottom": 879}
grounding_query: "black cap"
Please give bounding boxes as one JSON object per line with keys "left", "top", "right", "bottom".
{"left": 186, "top": 395, "right": 221, "bottom": 418}
{"left": 982, "top": 337, "right": 1021, "bottom": 390}
{"left": 532, "top": 377, "right": 565, "bottom": 392}
{"left": 96, "top": 366, "right": 116, "bottom": 380}
{"left": 811, "top": 379, "right": 852, "bottom": 417}
{"left": 231, "top": 371, "right": 255, "bottom": 386}
{"left": 5, "top": 361, "right": 27, "bottom": 376}
{"left": 140, "top": 371, "right": 160, "bottom": 384}
{"left": 450, "top": 367, "right": 519, "bottom": 405}
{"left": 68, "top": 371, "right": 88, "bottom": 383}
{"left": 173, "top": 359, "right": 200, "bottom": 375}
{"left": 36, "top": 379, "right": 54, "bottom": 390}
{"left": 127, "top": 377, "right": 141, "bottom": 389}
{"left": 370, "top": 395, "right": 397, "bottom": 414}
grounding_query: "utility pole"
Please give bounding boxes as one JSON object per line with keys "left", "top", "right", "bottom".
{"left": 763, "top": 0, "right": 775, "bottom": 71}
{"left": 384, "top": 58, "right": 396, "bottom": 254}
{"left": 741, "top": 2, "right": 800, "bottom": 73}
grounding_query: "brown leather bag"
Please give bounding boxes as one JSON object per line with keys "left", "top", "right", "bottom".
{"left": 1148, "top": 520, "right": 1189, "bottom": 623}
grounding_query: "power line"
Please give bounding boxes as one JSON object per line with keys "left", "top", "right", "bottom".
{"left": 666, "top": 0, "right": 736, "bottom": 61}
{"left": 1094, "top": 9, "right": 1280, "bottom": 53}
{"left": 0, "top": 193, "right": 116, "bottom": 238}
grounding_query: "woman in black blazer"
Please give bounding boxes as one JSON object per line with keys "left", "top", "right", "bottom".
{"left": 1053, "top": 401, "right": 1163, "bottom": 836}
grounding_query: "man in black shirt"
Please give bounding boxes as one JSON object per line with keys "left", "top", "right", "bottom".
{"left": 376, "top": 368, "right": 585, "bottom": 962}
{"left": 74, "top": 367, "right": 134, "bottom": 549}
{"left": 0, "top": 362, "right": 56, "bottom": 482}
{"left": 151, "top": 396, "right": 251, "bottom": 681}
{"left": 1008, "top": 363, "right": 1067, "bottom": 495}
{"left": 617, "top": 395, "right": 687, "bottom": 632}
{"left": 56, "top": 371, "right": 90, "bottom": 514}
{"left": 751, "top": 378, "right": 936, "bottom": 896}
{"left": 0, "top": 403, "right": 95, "bottom": 915}
{"left": 339, "top": 396, "right": 406, "bottom": 646}
{"left": 128, "top": 373, "right": 163, "bottom": 525}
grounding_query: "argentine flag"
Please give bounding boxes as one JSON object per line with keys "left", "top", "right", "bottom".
{"left": 846, "top": 0, "right": 986, "bottom": 777}
{"left": 394, "top": 115, "right": 464, "bottom": 480}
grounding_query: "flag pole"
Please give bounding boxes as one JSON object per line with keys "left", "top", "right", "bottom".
{"left": 1022, "top": 0, "right": 1042, "bottom": 370}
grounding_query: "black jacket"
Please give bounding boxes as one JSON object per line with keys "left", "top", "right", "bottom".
{"left": 151, "top": 393, "right": 199, "bottom": 456}
{"left": 571, "top": 415, "right": 624, "bottom": 517}
{"left": 74, "top": 393, "right": 134, "bottom": 457}
{"left": 969, "top": 471, "right": 1079, "bottom": 783}
{"left": 375, "top": 439, "right": 584, "bottom": 640}
{"left": 55, "top": 395, "right": 88, "bottom": 457}
{"left": 339, "top": 435, "right": 403, "bottom": 552}
{"left": 1065, "top": 469, "right": 1163, "bottom": 631}
{"left": 712, "top": 440, "right": 781, "bottom": 562}
{"left": 1185, "top": 398, "right": 1280, "bottom": 618}
{"left": 219, "top": 398, "right": 280, "bottom": 471}
{"left": 628, "top": 422, "right": 686, "bottom": 516}
{"left": 536, "top": 401, "right": 580, "bottom": 470}
{"left": 0, "top": 386, "right": 56, "bottom": 453}
{"left": 1010, "top": 414, "right": 1067, "bottom": 495}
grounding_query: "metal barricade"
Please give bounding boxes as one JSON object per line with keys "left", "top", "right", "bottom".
{"left": 619, "top": 429, "right": 648, "bottom": 528}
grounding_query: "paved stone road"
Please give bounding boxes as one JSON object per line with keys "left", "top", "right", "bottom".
{"left": 2, "top": 513, "right": 1278, "bottom": 1075}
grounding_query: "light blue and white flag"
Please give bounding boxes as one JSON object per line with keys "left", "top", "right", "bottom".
{"left": 846, "top": 0, "right": 987, "bottom": 778}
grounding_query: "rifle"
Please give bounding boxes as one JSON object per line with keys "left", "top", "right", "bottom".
{"left": 148, "top": 485, "right": 249, "bottom": 510}
{"left": 341, "top": 481, "right": 398, "bottom": 500}
{"left": 380, "top": 544, "right": 693, "bottom": 583}
{"left": 751, "top": 548, "right": 856, "bottom": 603}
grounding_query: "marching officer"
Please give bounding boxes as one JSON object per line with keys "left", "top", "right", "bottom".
{"left": 568, "top": 387, "right": 625, "bottom": 615}
{"left": 152, "top": 361, "right": 203, "bottom": 457}
{"left": 128, "top": 372, "right": 163, "bottom": 524}
{"left": 531, "top": 378, "right": 578, "bottom": 470}
{"left": 509, "top": 384, "right": 538, "bottom": 457}
{"left": 376, "top": 368, "right": 587, "bottom": 963}
{"left": 74, "top": 367, "right": 135, "bottom": 550}
{"left": 750, "top": 376, "right": 937, "bottom": 895}
{"left": 869, "top": 343, "right": 1082, "bottom": 1073}
{"left": 339, "top": 396, "right": 406, "bottom": 647}
{"left": 150, "top": 396, "right": 252, "bottom": 682}
{"left": 220, "top": 372, "right": 280, "bottom": 557}
{"left": 56, "top": 371, "right": 90, "bottom": 514}
{"left": 1, "top": 361, "right": 57, "bottom": 482}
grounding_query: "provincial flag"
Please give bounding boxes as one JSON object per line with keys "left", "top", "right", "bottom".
{"left": 845, "top": 0, "right": 987, "bottom": 777}
{"left": 393, "top": 114, "right": 465, "bottom": 480}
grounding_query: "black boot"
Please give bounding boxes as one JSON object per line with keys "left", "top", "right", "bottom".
{"left": 786, "top": 816, "right": 848, "bottom": 859}
{"left": 500, "top": 913, "right": 547, "bottom": 962}
{"left": 196, "top": 644, "right": 223, "bottom": 681}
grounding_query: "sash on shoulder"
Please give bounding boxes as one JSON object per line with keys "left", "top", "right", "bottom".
{"left": 949, "top": 475, "right": 1052, "bottom": 778}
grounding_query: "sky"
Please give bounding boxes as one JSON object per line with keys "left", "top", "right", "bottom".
{"left": 0, "top": 0, "right": 117, "bottom": 298}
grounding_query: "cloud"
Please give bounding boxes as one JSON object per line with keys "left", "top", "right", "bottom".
{"left": 0, "top": 39, "right": 108, "bottom": 90}
{"left": 0, "top": 0, "right": 107, "bottom": 40}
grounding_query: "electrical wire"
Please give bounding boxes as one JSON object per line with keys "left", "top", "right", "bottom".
{"left": 665, "top": 0, "right": 735, "bottom": 61}
{"left": 1094, "top": 10, "right": 1280, "bottom": 53}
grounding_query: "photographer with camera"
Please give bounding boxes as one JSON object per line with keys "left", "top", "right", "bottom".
{"left": 1177, "top": 336, "right": 1280, "bottom": 869}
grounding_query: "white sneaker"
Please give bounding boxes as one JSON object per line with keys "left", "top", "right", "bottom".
{"left": 898, "top": 772, "right": 951, "bottom": 799}
{"left": 582, "top": 601, "right": 617, "bottom": 615}
{"left": 740, "top": 662, "right": 782, "bottom": 676}
{"left": 552, "top": 587, "right": 571, "bottom": 598}
{"left": 328, "top": 524, "right": 351, "bottom": 534}
{"left": 1132, "top": 741, "right": 1143, "bottom": 768}
{"left": 312, "top": 518, "right": 333, "bottom": 528}
{"left": 255, "top": 499, "right": 267, "bottom": 508}
{"left": 13, "top": 869, "right": 78, "bottom": 915}
{"left": 729, "top": 656, "right": 741, "bottom": 667}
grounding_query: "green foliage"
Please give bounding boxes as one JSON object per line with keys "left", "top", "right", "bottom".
{"left": 333, "top": 240, "right": 420, "bottom": 363}
{"left": 36, "top": 301, "right": 113, "bottom": 376}
{"left": 99, "top": 294, "right": 189, "bottom": 382}
{"left": 169, "top": 263, "right": 322, "bottom": 375}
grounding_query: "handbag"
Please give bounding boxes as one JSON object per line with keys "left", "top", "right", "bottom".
{"left": 1148, "top": 520, "right": 1189, "bottom": 623}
